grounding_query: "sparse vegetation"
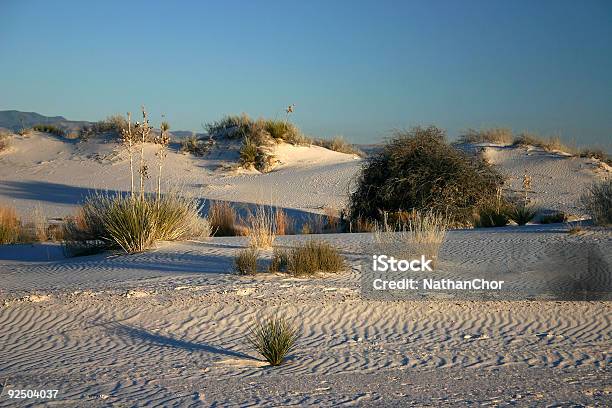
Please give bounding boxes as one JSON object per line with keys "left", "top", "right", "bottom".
{"left": 349, "top": 126, "right": 504, "bottom": 226}
{"left": 374, "top": 210, "right": 448, "bottom": 264}
{"left": 180, "top": 135, "right": 211, "bottom": 156}
{"left": 246, "top": 206, "right": 276, "bottom": 248}
{"left": 274, "top": 208, "right": 293, "bottom": 235}
{"left": 458, "top": 128, "right": 513, "bottom": 145}
{"left": 234, "top": 247, "right": 259, "bottom": 275}
{"left": 512, "top": 132, "right": 575, "bottom": 154}
{"left": 270, "top": 240, "right": 345, "bottom": 276}
{"left": 540, "top": 211, "right": 568, "bottom": 224}
{"left": 579, "top": 149, "right": 612, "bottom": 166}
{"left": 313, "top": 136, "right": 363, "bottom": 156}
{"left": 80, "top": 114, "right": 129, "bottom": 139}
{"left": 0, "top": 205, "right": 20, "bottom": 244}
{"left": 208, "top": 201, "right": 242, "bottom": 236}
{"left": 247, "top": 315, "right": 299, "bottom": 366}
{"left": 0, "top": 130, "right": 10, "bottom": 152}
{"left": 581, "top": 179, "right": 612, "bottom": 226}
{"left": 32, "top": 124, "right": 66, "bottom": 137}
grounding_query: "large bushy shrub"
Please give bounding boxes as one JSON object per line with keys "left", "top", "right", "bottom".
{"left": 349, "top": 126, "right": 504, "bottom": 225}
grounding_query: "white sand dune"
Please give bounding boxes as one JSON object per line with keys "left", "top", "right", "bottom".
{"left": 0, "top": 133, "right": 611, "bottom": 406}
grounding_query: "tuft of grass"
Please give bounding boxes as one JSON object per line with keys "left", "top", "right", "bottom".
{"left": 474, "top": 204, "right": 510, "bottom": 228}
{"left": 580, "top": 179, "right": 612, "bottom": 226}
{"left": 0, "top": 205, "right": 20, "bottom": 244}
{"left": 208, "top": 202, "right": 241, "bottom": 236}
{"left": 374, "top": 210, "right": 447, "bottom": 265}
{"left": 239, "top": 137, "right": 259, "bottom": 168}
{"left": 540, "top": 211, "right": 568, "bottom": 224}
{"left": 206, "top": 114, "right": 253, "bottom": 139}
{"left": 458, "top": 128, "right": 513, "bottom": 145}
{"left": 512, "top": 132, "right": 575, "bottom": 154}
{"left": 272, "top": 240, "right": 345, "bottom": 276}
{"left": 313, "top": 136, "right": 363, "bottom": 156}
{"left": 32, "top": 124, "right": 66, "bottom": 137}
{"left": 247, "top": 315, "right": 299, "bottom": 366}
{"left": 63, "top": 193, "right": 210, "bottom": 255}
{"left": 508, "top": 204, "right": 537, "bottom": 226}
{"left": 579, "top": 149, "right": 611, "bottom": 166}
{"left": 568, "top": 224, "right": 585, "bottom": 235}
{"left": 234, "top": 248, "right": 259, "bottom": 275}
{"left": 246, "top": 206, "right": 276, "bottom": 248}
{"left": 274, "top": 208, "right": 293, "bottom": 235}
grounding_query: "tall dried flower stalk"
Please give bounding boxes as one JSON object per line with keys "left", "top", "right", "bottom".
{"left": 120, "top": 112, "right": 136, "bottom": 198}
{"left": 155, "top": 120, "right": 170, "bottom": 201}
{"left": 136, "top": 106, "right": 151, "bottom": 201}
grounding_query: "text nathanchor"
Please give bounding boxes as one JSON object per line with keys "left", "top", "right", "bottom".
{"left": 370, "top": 254, "right": 505, "bottom": 291}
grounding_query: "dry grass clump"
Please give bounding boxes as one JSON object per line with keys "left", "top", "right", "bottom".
{"left": 274, "top": 209, "right": 293, "bottom": 235}
{"left": 63, "top": 193, "right": 210, "bottom": 255}
{"left": 458, "top": 128, "right": 513, "bottom": 145}
{"left": 205, "top": 114, "right": 253, "bottom": 140}
{"left": 234, "top": 248, "right": 259, "bottom": 275}
{"left": 208, "top": 201, "right": 242, "bottom": 236}
{"left": 0, "top": 205, "right": 20, "bottom": 244}
{"left": 246, "top": 206, "right": 276, "bottom": 248}
{"left": 270, "top": 240, "right": 345, "bottom": 276}
{"left": 579, "top": 149, "right": 612, "bottom": 166}
{"left": 265, "top": 120, "right": 309, "bottom": 145}
{"left": 32, "top": 124, "right": 66, "bottom": 137}
{"left": 374, "top": 210, "right": 447, "bottom": 264}
{"left": 300, "top": 214, "right": 326, "bottom": 234}
{"left": 350, "top": 126, "right": 503, "bottom": 226}
{"left": 313, "top": 136, "right": 363, "bottom": 156}
{"left": 512, "top": 132, "right": 575, "bottom": 154}
{"left": 247, "top": 315, "right": 299, "bottom": 366}
{"left": 581, "top": 179, "right": 612, "bottom": 226}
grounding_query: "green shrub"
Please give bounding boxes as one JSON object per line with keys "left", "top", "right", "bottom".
{"left": 271, "top": 240, "right": 345, "bottom": 276}
{"left": 180, "top": 135, "right": 210, "bottom": 156}
{"left": 239, "top": 137, "right": 259, "bottom": 168}
{"left": 264, "top": 119, "right": 309, "bottom": 145}
{"left": 458, "top": 128, "right": 513, "bottom": 144}
{"left": 32, "top": 124, "right": 66, "bottom": 137}
{"left": 206, "top": 114, "right": 253, "bottom": 139}
{"left": 234, "top": 248, "right": 259, "bottom": 275}
{"left": 540, "top": 211, "right": 568, "bottom": 224}
{"left": 581, "top": 180, "right": 612, "bottom": 226}
{"left": 63, "top": 193, "right": 210, "bottom": 254}
{"left": 508, "top": 204, "right": 537, "bottom": 226}
{"left": 247, "top": 315, "right": 299, "bottom": 366}
{"left": 349, "top": 126, "right": 504, "bottom": 226}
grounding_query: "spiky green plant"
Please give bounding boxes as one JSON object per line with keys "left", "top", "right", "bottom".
{"left": 239, "top": 137, "right": 259, "bottom": 168}
{"left": 508, "top": 204, "right": 537, "bottom": 226}
{"left": 247, "top": 315, "right": 299, "bottom": 366}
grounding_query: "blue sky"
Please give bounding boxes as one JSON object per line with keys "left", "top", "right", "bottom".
{"left": 1, "top": 0, "right": 611, "bottom": 147}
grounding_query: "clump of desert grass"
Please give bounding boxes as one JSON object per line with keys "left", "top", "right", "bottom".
{"left": 512, "top": 132, "right": 576, "bottom": 154}
{"left": 63, "top": 193, "right": 210, "bottom": 255}
{"left": 269, "top": 240, "right": 345, "bottom": 276}
{"left": 581, "top": 179, "right": 612, "bottom": 226}
{"left": 0, "top": 205, "right": 20, "bottom": 244}
{"left": 374, "top": 210, "right": 447, "bottom": 265}
{"left": 458, "top": 128, "right": 513, "bottom": 145}
{"left": 350, "top": 126, "right": 504, "bottom": 226}
{"left": 245, "top": 206, "right": 276, "bottom": 248}
{"left": 579, "top": 148, "right": 612, "bottom": 166}
{"left": 234, "top": 247, "right": 259, "bottom": 275}
{"left": 79, "top": 114, "right": 129, "bottom": 139}
{"left": 274, "top": 208, "right": 293, "bottom": 235}
{"left": 313, "top": 136, "right": 364, "bottom": 156}
{"left": 247, "top": 314, "right": 299, "bottom": 366}
{"left": 0, "top": 205, "right": 65, "bottom": 244}
{"left": 208, "top": 201, "right": 243, "bottom": 236}
{"left": 32, "top": 124, "right": 66, "bottom": 137}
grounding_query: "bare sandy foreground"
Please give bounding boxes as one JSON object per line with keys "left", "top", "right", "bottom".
{"left": 1, "top": 229, "right": 610, "bottom": 406}
{"left": 0, "top": 133, "right": 611, "bottom": 406}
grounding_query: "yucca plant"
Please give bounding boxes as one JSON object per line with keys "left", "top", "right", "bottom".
{"left": 155, "top": 120, "right": 171, "bottom": 201}
{"left": 247, "top": 315, "right": 299, "bottom": 366}
{"left": 508, "top": 204, "right": 537, "bottom": 226}
{"left": 120, "top": 112, "right": 136, "bottom": 198}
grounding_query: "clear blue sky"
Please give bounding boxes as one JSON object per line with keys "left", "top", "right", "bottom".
{"left": 1, "top": 0, "right": 611, "bottom": 147}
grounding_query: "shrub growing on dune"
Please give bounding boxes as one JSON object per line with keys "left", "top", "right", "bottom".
{"left": 63, "top": 193, "right": 210, "bottom": 255}
{"left": 247, "top": 315, "right": 299, "bottom": 366}
{"left": 581, "top": 179, "right": 612, "bottom": 226}
{"left": 208, "top": 202, "right": 242, "bottom": 236}
{"left": 458, "top": 128, "right": 513, "bottom": 145}
{"left": 0, "top": 205, "right": 20, "bottom": 244}
{"left": 349, "top": 126, "right": 504, "bottom": 226}
{"left": 539, "top": 211, "right": 568, "bottom": 224}
{"left": 508, "top": 203, "right": 537, "bottom": 226}
{"left": 32, "top": 124, "right": 66, "bottom": 137}
{"left": 313, "top": 136, "right": 363, "bottom": 156}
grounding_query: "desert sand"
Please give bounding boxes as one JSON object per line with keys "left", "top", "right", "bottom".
{"left": 0, "top": 132, "right": 610, "bottom": 406}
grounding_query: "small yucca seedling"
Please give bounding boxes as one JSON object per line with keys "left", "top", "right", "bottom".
{"left": 247, "top": 315, "right": 299, "bottom": 366}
